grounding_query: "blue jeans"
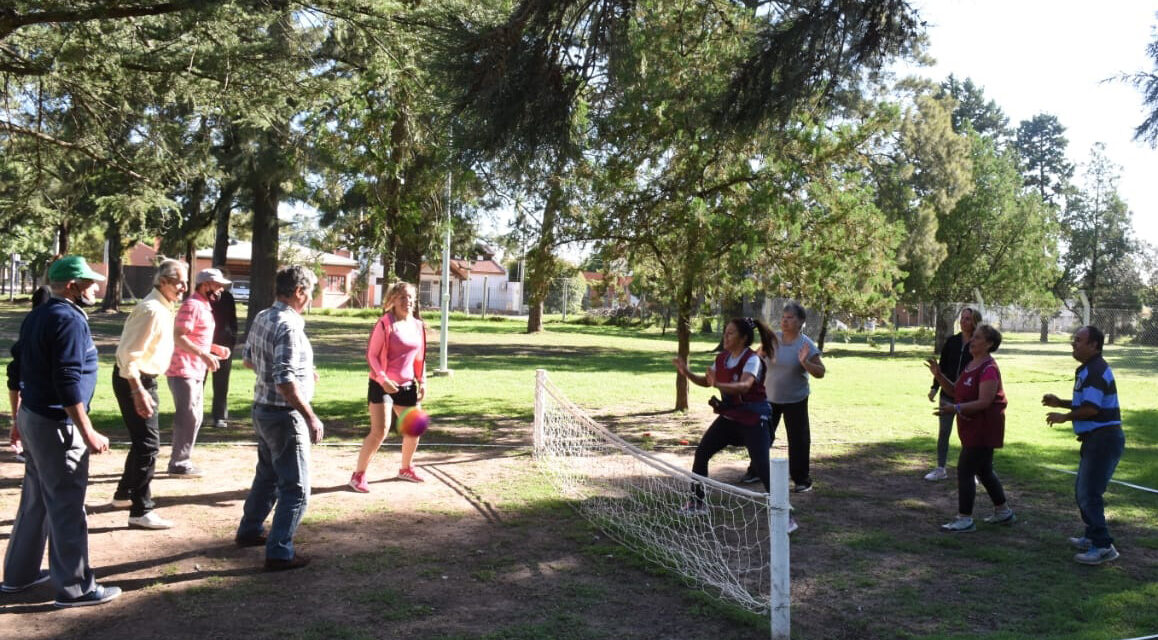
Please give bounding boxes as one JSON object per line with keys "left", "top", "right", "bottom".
{"left": 935, "top": 392, "right": 955, "bottom": 468}
{"left": 1075, "top": 426, "right": 1124, "bottom": 549}
{"left": 237, "top": 405, "right": 311, "bottom": 560}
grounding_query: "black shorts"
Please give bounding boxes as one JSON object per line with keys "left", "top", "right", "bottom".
{"left": 368, "top": 380, "right": 418, "bottom": 407}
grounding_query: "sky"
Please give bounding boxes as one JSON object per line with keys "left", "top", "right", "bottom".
{"left": 906, "top": 0, "right": 1157, "bottom": 246}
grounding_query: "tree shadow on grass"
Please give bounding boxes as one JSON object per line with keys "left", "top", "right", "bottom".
{"left": 5, "top": 438, "right": 1157, "bottom": 640}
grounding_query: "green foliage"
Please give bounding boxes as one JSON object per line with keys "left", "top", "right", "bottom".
{"left": 876, "top": 92, "right": 973, "bottom": 299}
{"left": 939, "top": 74, "right": 1011, "bottom": 139}
{"left": 1057, "top": 143, "right": 1144, "bottom": 313}
{"left": 1016, "top": 113, "right": 1074, "bottom": 208}
{"left": 1128, "top": 27, "right": 1158, "bottom": 145}
{"left": 929, "top": 132, "right": 1056, "bottom": 308}
{"left": 544, "top": 271, "right": 587, "bottom": 315}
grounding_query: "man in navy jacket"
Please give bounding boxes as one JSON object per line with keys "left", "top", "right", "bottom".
{"left": 0, "top": 256, "right": 121, "bottom": 607}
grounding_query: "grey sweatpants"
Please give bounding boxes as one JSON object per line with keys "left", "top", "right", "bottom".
{"left": 3, "top": 407, "right": 97, "bottom": 600}
{"left": 167, "top": 376, "right": 205, "bottom": 472}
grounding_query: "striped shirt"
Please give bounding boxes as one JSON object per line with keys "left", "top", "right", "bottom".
{"left": 1071, "top": 354, "right": 1121, "bottom": 434}
{"left": 243, "top": 301, "right": 315, "bottom": 407}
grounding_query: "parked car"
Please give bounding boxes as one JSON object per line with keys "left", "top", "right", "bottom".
{"left": 230, "top": 280, "right": 250, "bottom": 302}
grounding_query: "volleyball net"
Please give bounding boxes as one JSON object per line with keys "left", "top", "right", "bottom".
{"left": 532, "top": 369, "right": 791, "bottom": 639}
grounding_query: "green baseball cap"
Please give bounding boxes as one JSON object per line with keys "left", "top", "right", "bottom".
{"left": 48, "top": 255, "right": 106, "bottom": 283}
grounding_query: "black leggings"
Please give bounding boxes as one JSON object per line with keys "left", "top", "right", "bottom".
{"left": 692, "top": 415, "right": 771, "bottom": 500}
{"left": 957, "top": 446, "right": 1007, "bottom": 516}
{"left": 770, "top": 398, "right": 811, "bottom": 486}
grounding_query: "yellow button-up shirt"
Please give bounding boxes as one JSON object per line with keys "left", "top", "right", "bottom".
{"left": 116, "top": 287, "right": 176, "bottom": 381}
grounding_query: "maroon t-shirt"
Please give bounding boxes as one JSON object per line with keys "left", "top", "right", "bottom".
{"left": 954, "top": 358, "right": 1007, "bottom": 448}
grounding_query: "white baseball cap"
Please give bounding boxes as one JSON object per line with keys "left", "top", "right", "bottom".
{"left": 195, "top": 268, "right": 232, "bottom": 286}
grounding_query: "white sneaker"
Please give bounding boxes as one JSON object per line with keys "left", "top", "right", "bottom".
{"left": 1073, "top": 544, "right": 1119, "bottom": 565}
{"left": 128, "top": 511, "right": 175, "bottom": 530}
{"left": 924, "top": 467, "right": 948, "bottom": 481}
{"left": 940, "top": 516, "right": 975, "bottom": 532}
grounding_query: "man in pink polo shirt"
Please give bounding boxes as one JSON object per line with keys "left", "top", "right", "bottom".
{"left": 165, "top": 268, "right": 231, "bottom": 476}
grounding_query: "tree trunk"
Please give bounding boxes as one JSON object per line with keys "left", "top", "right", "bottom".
{"left": 247, "top": 177, "right": 281, "bottom": 328}
{"left": 395, "top": 242, "right": 423, "bottom": 284}
{"left": 1039, "top": 315, "right": 1049, "bottom": 343}
{"left": 817, "top": 308, "right": 830, "bottom": 352}
{"left": 99, "top": 221, "right": 123, "bottom": 312}
{"left": 674, "top": 272, "right": 698, "bottom": 412}
{"left": 57, "top": 220, "right": 70, "bottom": 255}
{"left": 212, "top": 180, "right": 238, "bottom": 268}
{"left": 183, "top": 242, "right": 196, "bottom": 289}
{"left": 675, "top": 304, "right": 691, "bottom": 412}
{"left": 375, "top": 253, "right": 391, "bottom": 305}
{"left": 524, "top": 167, "right": 563, "bottom": 334}
{"left": 933, "top": 301, "right": 955, "bottom": 354}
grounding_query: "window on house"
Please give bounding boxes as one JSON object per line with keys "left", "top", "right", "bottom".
{"left": 325, "top": 275, "right": 346, "bottom": 293}
{"left": 419, "top": 280, "right": 433, "bottom": 306}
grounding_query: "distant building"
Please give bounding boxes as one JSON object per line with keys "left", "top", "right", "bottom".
{"left": 93, "top": 239, "right": 359, "bottom": 309}
{"left": 364, "top": 255, "right": 523, "bottom": 314}
{"left": 582, "top": 272, "right": 636, "bottom": 309}
{"left": 193, "top": 241, "right": 358, "bottom": 309}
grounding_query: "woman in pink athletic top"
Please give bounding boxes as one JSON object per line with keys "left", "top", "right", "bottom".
{"left": 349, "top": 281, "right": 428, "bottom": 491}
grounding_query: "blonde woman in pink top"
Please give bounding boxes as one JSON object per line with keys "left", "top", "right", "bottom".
{"left": 349, "top": 282, "right": 428, "bottom": 492}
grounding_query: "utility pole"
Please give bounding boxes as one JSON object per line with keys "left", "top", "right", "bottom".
{"left": 435, "top": 175, "right": 453, "bottom": 377}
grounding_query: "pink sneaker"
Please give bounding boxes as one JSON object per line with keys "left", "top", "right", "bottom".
{"left": 348, "top": 471, "right": 370, "bottom": 493}
{"left": 397, "top": 467, "right": 424, "bottom": 483}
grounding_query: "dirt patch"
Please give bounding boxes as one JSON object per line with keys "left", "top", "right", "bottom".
{"left": 1, "top": 439, "right": 769, "bottom": 640}
{"left": 3, "top": 412, "right": 1155, "bottom": 639}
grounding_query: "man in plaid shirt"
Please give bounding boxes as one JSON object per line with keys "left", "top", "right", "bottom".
{"left": 234, "top": 266, "right": 323, "bottom": 571}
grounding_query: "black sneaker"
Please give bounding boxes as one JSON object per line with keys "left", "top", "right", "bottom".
{"left": 54, "top": 584, "right": 122, "bottom": 608}
{"left": 794, "top": 482, "right": 813, "bottom": 493}
{"left": 264, "top": 553, "right": 310, "bottom": 572}
{"left": 739, "top": 471, "right": 761, "bottom": 484}
{"left": 1, "top": 569, "right": 50, "bottom": 593}
{"left": 168, "top": 466, "right": 203, "bottom": 477}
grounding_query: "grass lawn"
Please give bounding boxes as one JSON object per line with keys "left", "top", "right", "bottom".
{"left": 1, "top": 301, "right": 1155, "bottom": 639}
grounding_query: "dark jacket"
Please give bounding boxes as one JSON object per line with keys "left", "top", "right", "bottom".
{"left": 932, "top": 332, "right": 972, "bottom": 394}
{"left": 210, "top": 289, "right": 239, "bottom": 349}
{"left": 15, "top": 297, "right": 100, "bottom": 421}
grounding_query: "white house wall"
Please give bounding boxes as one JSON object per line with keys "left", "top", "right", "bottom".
{"left": 417, "top": 275, "right": 522, "bottom": 314}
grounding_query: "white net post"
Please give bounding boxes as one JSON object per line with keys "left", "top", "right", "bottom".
{"left": 768, "top": 458, "right": 790, "bottom": 640}
{"left": 533, "top": 368, "right": 546, "bottom": 456}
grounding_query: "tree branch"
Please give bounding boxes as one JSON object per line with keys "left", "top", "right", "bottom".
{"left": 0, "top": 120, "right": 148, "bottom": 181}
{"left": 0, "top": 1, "right": 227, "bottom": 41}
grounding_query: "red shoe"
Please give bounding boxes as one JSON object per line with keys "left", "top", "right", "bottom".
{"left": 397, "top": 467, "right": 424, "bottom": 483}
{"left": 348, "top": 471, "right": 370, "bottom": 493}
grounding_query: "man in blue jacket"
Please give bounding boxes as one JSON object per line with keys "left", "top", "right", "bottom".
{"left": 0, "top": 256, "right": 121, "bottom": 606}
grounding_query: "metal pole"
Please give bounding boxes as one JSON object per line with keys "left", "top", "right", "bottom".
{"left": 435, "top": 177, "right": 452, "bottom": 377}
